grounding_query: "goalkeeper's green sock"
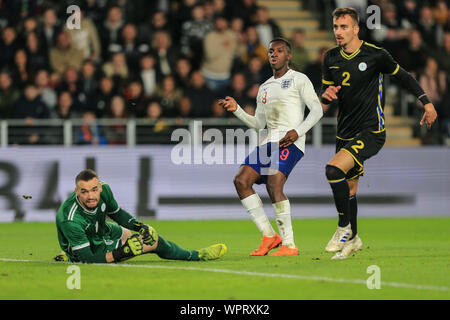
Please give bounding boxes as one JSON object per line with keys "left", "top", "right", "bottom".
{"left": 154, "top": 235, "right": 199, "bottom": 261}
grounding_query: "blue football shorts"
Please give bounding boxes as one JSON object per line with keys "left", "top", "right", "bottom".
{"left": 242, "top": 142, "right": 304, "bottom": 184}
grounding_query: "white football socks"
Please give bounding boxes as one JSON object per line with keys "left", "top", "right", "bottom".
{"left": 273, "top": 200, "right": 295, "bottom": 248}
{"left": 241, "top": 193, "right": 276, "bottom": 237}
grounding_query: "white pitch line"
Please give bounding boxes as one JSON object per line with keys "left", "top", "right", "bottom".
{"left": 1, "top": 258, "right": 449, "bottom": 292}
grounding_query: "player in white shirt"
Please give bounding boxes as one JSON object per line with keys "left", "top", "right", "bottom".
{"left": 219, "top": 38, "right": 323, "bottom": 256}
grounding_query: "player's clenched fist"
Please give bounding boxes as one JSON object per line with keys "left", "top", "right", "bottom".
{"left": 218, "top": 96, "right": 238, "bottom": 112}
{"left": 135, "top": 222, "right": 158, "bottom": 246}
{"left": 321, "top": 86, "right": 341, "bottom": 104}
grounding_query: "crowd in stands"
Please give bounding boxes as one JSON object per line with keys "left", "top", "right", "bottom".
{"left": 0, "top": 0, "right": 448, "bottom": 145}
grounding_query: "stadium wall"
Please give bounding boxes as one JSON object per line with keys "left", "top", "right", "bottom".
{"left": 0, "top": 146, "right": 449, "bottom": 222}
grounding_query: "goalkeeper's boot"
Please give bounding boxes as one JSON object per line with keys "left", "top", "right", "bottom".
{"left": 332, "top": 235, "right": 363, "bottom": 260}
{"left": 53, "top": 251, "right": 69, "bottom": 262}
{"left": 198, "top": 244, "right": 228, "bottom": 261}
{"left": 250, "top": 234, "right": 282, "bottom": 256}
{"left": 325, "top": 223, "right": 352, "bottom": 252}
{"left": 268, "top": 244, "right": 299, "bottom": 256}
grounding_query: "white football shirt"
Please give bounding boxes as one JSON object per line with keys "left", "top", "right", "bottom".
{"left": 233, "top": 69, "right": 323, "bottom": 153}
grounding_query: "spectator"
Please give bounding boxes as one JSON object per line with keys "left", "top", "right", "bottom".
{"left": 64, "top": 9, "right": 101, "bottom": 62}
{"left": 241, "top": 25, "right": 268, "bottom": 65}
{"left": 244, "top": 56, "right": 272, "bottom": 86}
{"left": 49, "top": 31, "right": 84, "bottom": 76}
{"left": 124, "top": 80, "right": 147, "bottom": 118}
{"left": 100, "top": 6, "right": 125, "bottom": 61}
{"left": 120, "top": 23, "right": 150, "bottom": 74}
{"left": 13, "top": 84, "right": 49, "bottom": 119}
{"left": 139, "top": 54, "right": 160, "bottom": 98}
{"left": 58, "top": 67, "right": 86, "bottom": 112}
{"left": 255, "top": 6, "right": 283, "bottom": 49}
{"left": 106, "top": 95, "right": 129, "bottom": 145}
{"left": 290, "top": 29, "right": 310, "bottom": 73}
{"left": 176, "top": 96, "right": 194, "bottom": 118}
{"left": 396, "top": 29, "right": 429, "bottom": 75}
{"left": 211, "top": 98, "right": 227, "bottom": 118}
{"left": 174, "top": 56, "right": 193, "bottom": 90}
{"left": 80, "top": 59, "right": 99, "bottom": 109}
{"left": 39, "top": 8, "right": 62, "bottom": 53}
{"left": 151, "top": 30, "right": 178, "bottom": 77}
{"left": 419, "top": 57, "right": 447, "bottom": 107}
{"left": 93, "top": 76, "right": 116, "bottom": 118}
{"left": 146, "top": 100, "right": 163, "bottom": 120}
{"left": 304, "top": 47, "right": 328, "bottom": 95}
{"left": 0, "top": 71, "right": 20, "bottom": 119}
{"left": 155, "top": 75, "right": 184, "bottom": 117}
{"left": 432, "top": 0, "right": 449, "bottom": 27}
{"left": 82, "top": 0, "right": 107, "bottom": 29}
{"left": 180, "top": 4, "right": 213, "bottom": 65}
{"left": 201, "top": 15, "right": 237, "bottom": 92}
{"left": 0, "top": 26, "right": 19, "bottom": 68}
{"left": 18, "top": 16, "right": 39, "bottom": 46}
{"left": 185, "top": 70, "right": 215, "bottom": 117}
{"left": 434, "top": 32, "right": 450, "bottom": 76}
{"left": 102, "top": 52, "right": 129, "bottom": 88}
{"left": 35, "top": 69, "right": 57, "bottom": 111}
{"left": 11, "top": 49, "right": 34, "bottom": 89}
{"left": 397, "top": 0, "right": 420, "bottom": 28}
{"left": 76, "top": 111, "right": 108, "bottom": 145}
{"left": 417, "top": 5, "right": 443, "bottom": 50}
{"left": 221, "top": 72, "right": 251, "bottom": 108}
{"left": 371, "top": 3, "right": 410, "bottom": 56}
{"left": 228, "top": 0, "right": 258, "bottom": 26}
{"left": 54, "top": 91, "right": 78, "bottom": 120}
{"left": 138, "top": 11, "right": 170, "bottom": 45}
{"left": 25, "top": 32, "right": 49, "bottom": 71}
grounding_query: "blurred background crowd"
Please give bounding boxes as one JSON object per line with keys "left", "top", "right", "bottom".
{"left": 0, "top": 0, "right": 448, "bottom": 145}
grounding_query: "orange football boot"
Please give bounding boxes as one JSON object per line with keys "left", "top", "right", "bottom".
{"left": 268, "top": 245, "right": 299, "bottom": 256}
{"left": 250, "top": 234, "right": 282, "bottom": 256}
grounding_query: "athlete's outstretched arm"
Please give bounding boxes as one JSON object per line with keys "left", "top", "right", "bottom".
{"left": 391, "top": 67, "right": 437, "bottom": 129}
{"left": 219, "top": 96, "right": 266, "bottom": 130}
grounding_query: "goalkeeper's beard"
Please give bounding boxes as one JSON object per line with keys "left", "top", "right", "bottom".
{"left": 81, "top": 198, "right": 98, "bottom": 210}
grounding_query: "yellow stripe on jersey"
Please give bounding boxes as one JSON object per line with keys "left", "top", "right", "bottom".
{"left": 390, "top": 64, "right": 400, "bottom": 75}
{"left": 336, "top": 136, "right": 355, "bottom": 141}
{"left": 363, "top": 42, "right": 382, "bottom": 50}
{"left": 340, "top": 41, "right": 363, "bottom": 60}
{"left": 322, "top": 79, "right": 335, "bottom": 85}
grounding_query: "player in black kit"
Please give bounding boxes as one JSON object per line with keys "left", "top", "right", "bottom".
{"left": 320, "top": 8, "right": 438, "bottom": 259}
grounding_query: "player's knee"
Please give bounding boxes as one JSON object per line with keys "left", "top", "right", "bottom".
{"left": 325, "top": 164, "right": 346, "bottom": 181}
{"left": 233, "top": 175, "right": 251, "bottom": 191}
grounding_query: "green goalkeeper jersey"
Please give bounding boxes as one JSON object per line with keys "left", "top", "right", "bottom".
{"left": 56, "top": 182, "right": 137, "bottom": 261}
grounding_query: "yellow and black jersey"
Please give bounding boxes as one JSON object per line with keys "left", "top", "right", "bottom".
{"left": 322, "top": 41, "right": 399, "bottom": 139}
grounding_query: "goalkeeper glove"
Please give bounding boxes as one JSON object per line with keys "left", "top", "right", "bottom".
{"left": 134, "top": 222, "right": 158, "bottom": 246}
{"left": 112, "top": 234, "right": 143, "bottom": 262}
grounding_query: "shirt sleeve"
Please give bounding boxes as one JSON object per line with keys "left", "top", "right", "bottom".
{"left": 295, "top": 75, "right": 323, "bottom": 137}
{"left": 100, "top": 183, "right": 120, "bottom": 214}
{"left": 321, "top": 51, "right": 335, "bottom": 86}
{"left": 60, "top": 220, "right": 91, "bottom": 252}
{"left": 378, "top": 48, "right": 400, "bottom": 75}
{"left": 232, "top": 90, "right": 266, "bottom": 130}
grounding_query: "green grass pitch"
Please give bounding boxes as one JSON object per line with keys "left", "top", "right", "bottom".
{"left": 0, "top": 217, "right": 449, "bottom": 300}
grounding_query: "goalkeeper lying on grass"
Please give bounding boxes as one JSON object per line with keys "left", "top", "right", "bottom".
{"left": 54, "top": 169, "right": 227, "bottom": 263}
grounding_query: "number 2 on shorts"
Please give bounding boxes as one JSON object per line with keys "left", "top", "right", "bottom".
{"left": 351, "top": 140, "right": 365, "bottom": 154}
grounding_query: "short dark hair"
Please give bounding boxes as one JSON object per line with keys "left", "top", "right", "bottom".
{"left": 269, "top": 37, "right": 292, "bottom": 53}
{"left": 332, "top": 7, "right": 360, "bottom": 25}
{"left": 75, "top": 169, "right": 98, "bottom": 186}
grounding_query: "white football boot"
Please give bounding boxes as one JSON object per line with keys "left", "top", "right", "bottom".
{"left": 332, "top": 235, "right": 363, "bottom": 260}
{"left": 325, "top": 223, "right": 352, "bottom": 252}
